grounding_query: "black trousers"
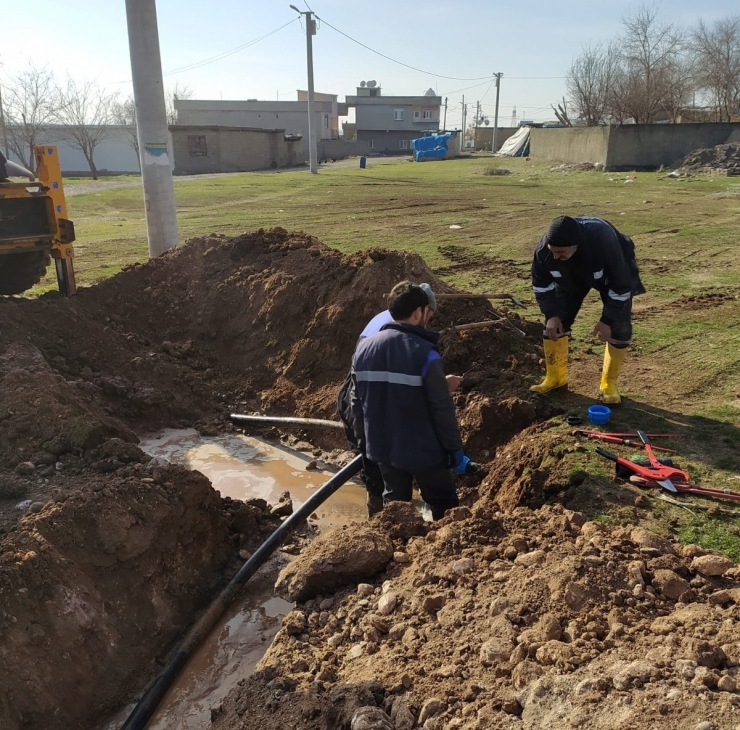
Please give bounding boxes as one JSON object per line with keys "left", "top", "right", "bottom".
{"left": 378, "top": 462, "right": 459, "bottom": 521}
{"left": 555, "top": 287, "right": 633, "bottom": 342}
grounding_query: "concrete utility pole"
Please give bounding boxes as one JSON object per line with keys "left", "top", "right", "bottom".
{"left": 492, "top": 72, "right": 503, "bottom": 154}
{"left": 290, "top": 5, "right": 318, "bottom": 174}
{"left": 443, "top": 97, "right": 448, "bottom": 130}
{"left": 461, "top": 95, "right": 465, "bottom": 150}
{"left": 125, "top": 0, "right": 179, "bottom": 257}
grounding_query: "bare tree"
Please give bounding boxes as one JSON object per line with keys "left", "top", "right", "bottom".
{"left": 566, "top": 43, "right": 618, "bottom": 125}
{"left": 692, "top": 17, "right": 740, "bottom": 122}
{"left": 112, "top": 95, "right": 140, "bottom": 170}
{"left": 56, "top": 78, "right": 118, "bottom": 179}
{"left": 617, "top": 4, "right": 686, "bottom": 123}
{"left": 658, "top": 57, "right": 697, "bottom": 122}
{"left": 166, "top": 82, "right": 193, "bottom": 126}
{"left": 2, "top": 65, "right": 61, "bottom": 169}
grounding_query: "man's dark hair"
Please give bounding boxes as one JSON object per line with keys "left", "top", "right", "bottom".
{"left": 388, "top": 280, "right": 429, "bottom": 321}
{"left": 545, "top": 215, "right": 583, "bottom": 248}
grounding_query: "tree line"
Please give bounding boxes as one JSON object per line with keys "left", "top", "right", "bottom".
{"left": 563, "top": 5, "right": 740, "bottom": 126}
{"left": 0, "top": 65, "right": 191, "bottom": 179}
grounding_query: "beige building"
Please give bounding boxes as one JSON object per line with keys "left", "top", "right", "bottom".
{"left": 170, "top": 125, "right": 304, "bottom": 174}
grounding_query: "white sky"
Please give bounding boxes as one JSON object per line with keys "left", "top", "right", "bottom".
{"left": 1, "top": 1, "right": 737, "bottom": 128}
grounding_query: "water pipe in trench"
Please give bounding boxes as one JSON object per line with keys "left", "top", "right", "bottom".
{"left": 120, "top": 454, "right": 363, "bottom": 730}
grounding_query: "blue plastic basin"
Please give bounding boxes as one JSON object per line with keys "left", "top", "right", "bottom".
{"left": 588, "top": 405, "right": 611, "bottom": 425}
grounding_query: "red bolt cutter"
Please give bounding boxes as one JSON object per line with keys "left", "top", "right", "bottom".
{"left": 573, "top": 429, "right": 676, "bottom": 453}
{"left": 595, "top": 430, "right": 690, "bottom": 493}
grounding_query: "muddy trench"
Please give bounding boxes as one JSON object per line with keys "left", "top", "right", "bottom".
{"left": 3, "top": 228, "right": 740, "bottom": 730}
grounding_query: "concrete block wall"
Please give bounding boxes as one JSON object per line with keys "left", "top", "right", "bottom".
{"left": 474, "top": 127, "right": 519, "bottom": 151}
{"left": 529, "top": 127, "right": 610, "bottom": 166}
{"left": 318, "top": 138, "right": 370, "bottom": 161}
{"left": 171, "top": 126, "right": 305, "bottom": 174}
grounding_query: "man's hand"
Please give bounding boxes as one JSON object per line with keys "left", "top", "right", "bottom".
{"left": 446, "top": 374, "right": 463, "bottom": 392}
{"left": 545, "top": 316, "right": 564, "bottom": 340}
{"left": 593, "top": 321, "right": 612, "bottom": 343}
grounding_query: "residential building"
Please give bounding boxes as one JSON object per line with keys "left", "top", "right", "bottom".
{"left": 174, "top": 91, "right": 347, "bottom": 160}
{"left": 345, "top": 83, "right": 441, "bottom": 154}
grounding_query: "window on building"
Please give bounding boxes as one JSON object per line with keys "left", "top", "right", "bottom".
{"left": 399, "top": 139, "right": 409, "bottom": 149}
{"left": 324, "top": 115, "right": 329, "bottom": 129}
{"left": 187, "top": 135, "right": 208, "bottom": 157}
{"left": 369, "top": 139, "right": 375, "bottom": 148}
{"left": 414, "top": 111, "right": 420, "bottom": 120}
{"left": 423, "top": 110, "right": 432, "bottom": 120}
{"left": 394, "top": 109, "right": 404, "bottom": 121}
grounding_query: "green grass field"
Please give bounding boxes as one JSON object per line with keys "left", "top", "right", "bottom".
{"left": 36, "top": 155, "right": 740, "bottom": 553}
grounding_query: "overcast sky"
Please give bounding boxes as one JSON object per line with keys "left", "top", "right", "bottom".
{"left": 2, "top": 1, "right": 737, "bottom": 128}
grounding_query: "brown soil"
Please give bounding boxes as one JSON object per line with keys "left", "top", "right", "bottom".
{"left": 0, "top": 228, "right": 545, "bottom": 730}
{"left": 6, "top": 227, "right": 733, "bottom": 730}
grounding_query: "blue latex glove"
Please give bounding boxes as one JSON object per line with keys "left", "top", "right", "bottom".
{"left": 452, "top": 449, "right": 470, "bottom": 475}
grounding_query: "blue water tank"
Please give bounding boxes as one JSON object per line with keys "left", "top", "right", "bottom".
{"left": 359, "top": 156, "right": 367, "bottom": 169}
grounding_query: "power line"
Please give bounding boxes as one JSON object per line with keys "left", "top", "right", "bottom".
{"left": 164, "top": 19, "right": 299, "bottom": 76}
{"left": 315, "top": 14, "right": 495, "bottom": 82}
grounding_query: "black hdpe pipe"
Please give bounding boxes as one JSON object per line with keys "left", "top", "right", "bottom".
{"left": 120, "top": 454, "right": 363, "bottom": 730}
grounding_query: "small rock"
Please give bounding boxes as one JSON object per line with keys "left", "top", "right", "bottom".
{"left": 357, "top": 583, "right": 375, "bottom": 598}
{"left": 319, "top": 598, "right": 333, "bottom": 611}
{"left": 480, "top": 638, "right": 514, "bottom": 665}
{"left": 393, "top": 551, "right": 411, "bottom": 564}
{"left": 350, "top": 706, "right": 394, "bottom": 730}
{"left": 630, "top": 527, "right": 673, "bottom": 555}
{"left": 238, "top": 549, "right": 252, "bottom": 560}
{"left": 695, "top": 723, "right": 715, "bottom": 730}
{"left": 347, "top": 643, "right": 365, "bottom": 659}
{"left": 652, "top": 569, "right": 690, "bottom": 600}
{"left": 418, "top": 698, "right": 446, "bottom": 726}
{"left": 421, "top": 594, "right": 446, "bottom": 613}
{"left": 283, "top": 611, "right": 307, "bottom": 636}
{"left": 719, "top": 675, "right": 737, "bottom": 692}
{"left": 564, "top": 582, "right": 589, "bottom": 610}
{"left": 514, "top": 550, "right": 545, "bottom": 567}
{"left": 28, "top": 501, "right": 45, "bottom": 514}
{"left": 692, "top": 554, "right": 735, "bottom": 577}
{"left": 501, "top": 697, "right": 522, "bottom": 716}
{"left": 401, "top": 673, "right": 412, "bottom": 688}
{"left": 14, "top": 462, "right": 35, "bottom": 476}
{"left": 452, "top": 557, "right": 474, "bottom": 574}
{"left": 377, "top": 593, "right": 398, "bottom": 616}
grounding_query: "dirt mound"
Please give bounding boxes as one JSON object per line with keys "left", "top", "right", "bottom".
{"left": 0, "top": 228, "right": 546, "bottom": 729}
{"left": 213, "top": 502, "right": 740, "bottom": 730}
{"left": 678, "top": 142, "right": 740, "bottom": 176}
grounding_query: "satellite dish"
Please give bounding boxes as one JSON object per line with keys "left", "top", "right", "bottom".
{"left": 360, "top": 81, "right": 366, "bottom": 87}
{"left": 484, "top": 118, "right": 490, "bottom": 126}
{"left": 367, "top": 80, "right": 377, "bottom": 88}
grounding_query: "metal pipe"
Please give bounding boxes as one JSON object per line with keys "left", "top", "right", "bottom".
{"left": 230, "top": 414, "right": 345, "bottom": 430}
{"left": 120, "top": 455, "right": 363, "bottom": 730}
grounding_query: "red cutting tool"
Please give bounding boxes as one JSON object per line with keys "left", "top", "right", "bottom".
{"left": 595, "top": 430, "right": 690, "bottom": 493}
{"left": 572, "top": 429, "right": 676, "bottom": 453}
{"left": 629, "top": 475, "right": 740, "bottom": 502}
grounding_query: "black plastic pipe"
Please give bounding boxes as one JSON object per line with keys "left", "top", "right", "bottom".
{"left": 120, "top": 454, "right": 363, "bottom": 730}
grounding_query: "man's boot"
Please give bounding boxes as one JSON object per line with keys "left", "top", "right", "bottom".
{"left": 530, "top": 337, "right": 568, "bottom": 393}
{"left": 600, "top": 343, "right": 628, "bottom": 404}
{"left": 367, "top": 491, "right": 384, "bottom": 518}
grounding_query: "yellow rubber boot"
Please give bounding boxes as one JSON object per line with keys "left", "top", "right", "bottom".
{"left": 600, "top": 343, "right": 628, "bottom": 404}
{"left": 530, "top": 337, "right": 568, "bottom": 393}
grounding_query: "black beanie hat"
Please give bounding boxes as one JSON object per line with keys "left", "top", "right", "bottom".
{"left": 545, "top": 216, "right": 582, "bottom": 248}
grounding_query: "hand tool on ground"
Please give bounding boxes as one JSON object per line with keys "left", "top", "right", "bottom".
{"left": 434, "top": 292, "right": 526, "bottom": 308}
{"left": 572, "top": 429, "right": 676, "bottom": 453}
{"left": 594, "top": 443, "right": 690, "bottom": 494}
{"left": 629, "top": 475, "right": 740, "bottom": 503}
{"left": 445, "top": 316, "right": 526, "bottom": 337}
{"left": 636, "top": 430, "right": 686, "bottom": 491}
{"left": 579, "top": 430, "right": 682, "bottom": 439}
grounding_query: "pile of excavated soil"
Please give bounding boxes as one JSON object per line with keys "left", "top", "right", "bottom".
{"left": 212, "top": 498, "right": 740, "bottom": 730}
{"left": 678, "top": 142, "right": 740, "bottom": 176}
{"left": 0, "top": 228, "right": 546, "bottom": 730}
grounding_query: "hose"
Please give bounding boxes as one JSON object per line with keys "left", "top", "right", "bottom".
{"left": 230, "top": 413, "right": 345, "bottom": 430}
{"left": 120, "top": 454, "right": 363, "bottom": 730}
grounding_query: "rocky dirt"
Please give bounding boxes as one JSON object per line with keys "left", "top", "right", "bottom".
{"left": 0, "top": 228, "right": 546, "bottom": 730}
{"left": 678, "top": 142, "right": 740, "bottom": 176}
{"left": 4, "top": 226, "right": 736, "bottom": 730}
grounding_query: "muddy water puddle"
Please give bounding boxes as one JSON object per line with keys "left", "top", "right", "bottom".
{"left": 102, "top": 429, "right": 367, "bottom": 730}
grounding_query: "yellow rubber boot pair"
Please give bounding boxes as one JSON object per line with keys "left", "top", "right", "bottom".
{"left": 530, "top": 337, "right": 568, "bottom": 393}
{"left": 600, "top": 343, "right": 628, "bottom": 404}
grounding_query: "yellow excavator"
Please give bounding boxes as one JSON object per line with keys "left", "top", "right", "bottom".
{"left": 0, "top": 145, "right": 76, "bottom": 295}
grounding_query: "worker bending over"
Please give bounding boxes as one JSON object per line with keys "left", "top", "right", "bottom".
{"left": 530, "top": 215, "right": 645, "bottom": 404}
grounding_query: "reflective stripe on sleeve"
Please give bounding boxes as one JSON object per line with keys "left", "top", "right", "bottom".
{"left": 593, "top": 269, "right": 604, "bottom": 279}
{"left": 355, "top": 371, "right": 423, "bottom": 386}
{"left": 533, "top": 283, "right": 556, "bottom": 294}
{"left": 607, "top": 289, "right": 631, "bottom": 301}
{"left": 549, "top": 270, "right": 562, "bottom": 278}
